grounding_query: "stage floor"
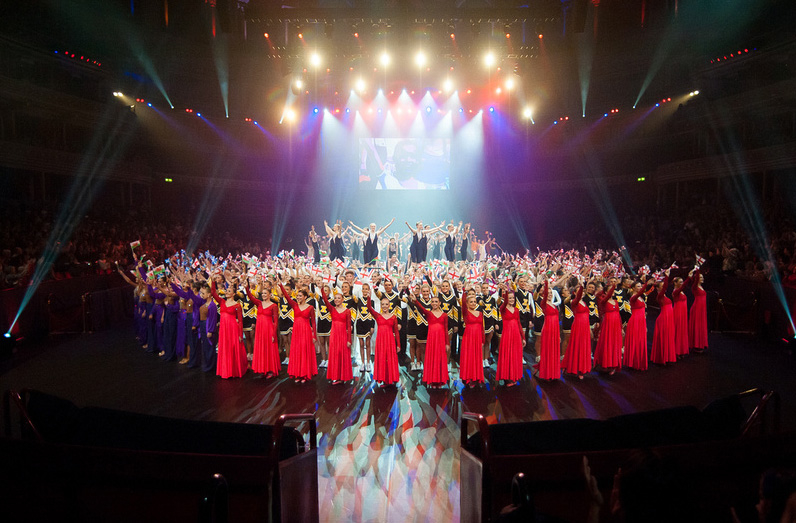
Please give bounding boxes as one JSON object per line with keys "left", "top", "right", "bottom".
{"left": 2, "top": 327, "right": 795, "bottom": 522}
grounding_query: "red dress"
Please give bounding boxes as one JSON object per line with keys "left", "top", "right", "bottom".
{"left": 672, "top": 278, "right": 691, "bottom": 356}
{"left": 323, "top": 293, "right": 353, "bottom": 382}
{"left": 459, "top": 295, "right": 485, "bottom": 384}
{"left": 497, "top": 292, "right": 524, "bottom": 382}
{"left": 689, "top": 270, "right": 708, "bottom": 350}
{"left": 651, "top": 277, "right": 676, "bottom": 365}
{"left": 367, "top": 301, "right": 400, "bottom": 384}
{"left": 563, "top": 288, "right": 593, "bottom": 375}
{"left": 624, "top": 285, "right": 651, "bottom": 370}
{"left": 280, "top": 283, "right": 317, "bottom": 380}
{"left": 538, "top": 283, "right": 561, "bottom": 380}
{"left": 211, "top": 282, "right": 248, "bottom": 379}
{"left": 595, "top": 286, "right": 622, "bottom": 369}
{"left": 414, "top": 301, "right": 449, "bottom": 385}
{"left": 246, "top": 289, "right": 280, "bottom": 375}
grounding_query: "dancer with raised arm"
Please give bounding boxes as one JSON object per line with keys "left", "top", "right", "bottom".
{"left": 245, "top": 278, "right": 280, "bottom": 378}
{"left": 535, "top": 280, "right": 561, "bottom": 381}
{"left": 688, "top": 268, "right": 709, "bottom": 352}
{"left": 409, "top": 291, "right": 450, "bottom": 388}
{"left": 277, "top": 276, "right": 317, "bottom": 383}
{"left": 651, "top": 271, "right": 676, "bottom": 365}
{"left": 496, "top": 283, "right": 525, "bottom": 385}
{"left": 349, "top": 218, "right": 395, "bottom": 266}
{"left": 459, "top": 287, "right": 485, "bottom": 387}
{"left": 320, "top": 287, "right": 353, "bottom": 384}
{"left": 210, "top": 279, "right": 248, "bottom": 379}
{"left": 594, "top": 282, "right": 622, "bottom": 374}
{"left": 324, "top": 220, "right": 347, "bottom": 262}
{"left": 672, "top": 272, "right": 692, "bottom": 358}
{"left": 624, "top": 280, "right": 654, "bottom": 370}
{"left": 562, "top": 285, "right": 592, "bottom": 379}
{"left": 366, "top": 295, "right": 401, "bottom": 387}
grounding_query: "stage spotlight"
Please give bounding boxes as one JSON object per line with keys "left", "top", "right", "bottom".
{"left": 379, "top": 52, "right": 390, "bottom": 67}
{"left": 505, "top": 78, "right": 515, "bottom": 90}
{"left": 313, "top": 107, "right": 319, "bottom": 114}
{"left": 147, "top": 103, "right": 152, "bottom": 107}
{"left": 310, "top": 52, "right": 321, "bottom": 68}
{"left": 264, "top": 33, "right": 269, "bottom": 39}
{"left": 298, "top": 33, "right": 303, "bottom": 39}
{"left": 415, "top": 51, "right": 427, "bottom": 68}
{"left": 495, "top": 87, "right": 502, "bottom": 94}
{"left": 538, "top": 34, "right": 543, "bottom": 39}
{"left": 295, "top": 79, "right": 304, "bottom": 90}
{"left": 425, "top": 106, "right": 432, "bottom": 114}
{"left": 355, "top": 78, "right": 366, "bottom": 93}
{"left": 522, "top": 107, "right": 533, "bottom": 119}
{"left": 450, "top": 33, "right": 455, "bottom": 39}
{"left": 459, "top": 107, "right": 464, "bottom": 113}
{"left": 443, "top": 78, "right": 453, "bottom": 93}
{"left": 283, "top": 108, "right": 297, "bottom": 122}
{"left": 484, "top": 52, "right": 496, "bottom": 68}
{"left": 489, "top": 106, "right": 495, "bottom": 113}
{"left": 113, "top": 91, "right": 123, "bottom": 97}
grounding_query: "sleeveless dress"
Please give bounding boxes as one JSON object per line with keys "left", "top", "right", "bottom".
{"left": 415, "top": 302, "right": 449, "bottom": 385}
{"left": 280, "top": 283, "right": 317, "bottom": 379}
{"left": 326, "top": 304, "right": 353, "bottom": 381}
{"left": 537, "top": 285, "right": 561, "bottom": 380}
{"left": 623, "top": 289, "right": 650, "bottom": 370}
{"left": 595, "top": 287, "right": 623, "bottom": 369}
{"left": 672, "top": 280, "right": 690, "bottom": 356}
{"left": 689, "top": 270, "right": 708, "bottom": 350}
{"left": 211, "top": 283, "right": 248, "bottom": 379}
{"left": 247, "top": 289, "right": 280, "bottom": 375}
{"left": 459, "top": 303, "right": 485, "bottom": 384}
{"left": 563, "top": 289, "right": 592, "bottom": 375}
{"left": 370, "top": 308, "right": 400, "bottom": 384}
{"left": 652, "top": 279, "right": 677, "bottom": 365}
{"left": 497, "top": 298, "right": 524, "bottom": 382}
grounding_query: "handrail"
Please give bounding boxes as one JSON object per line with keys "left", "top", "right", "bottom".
{"left": 3, "top": 389, "right": 43, "bottom": 441}
{"left": 742, "top": 390, "right": 781, "bottom": 437}
{"left": 199, "top": 473, "right": 229, "bottom": 523}
{"left": 270, "top": 413, "right": 317, "bottom": 465}
{"left": 461, "top": 412, "right": 491, "bottom": 463}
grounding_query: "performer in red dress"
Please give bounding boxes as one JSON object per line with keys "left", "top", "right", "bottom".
{"left": 594, "top": 284, "right": 622, "bottom": 374}
{"left": 496, "top": 285, "right": 525, "bottom": 385}
{"left": 210, "top": 280, "right": 248, "bottom": 379}
{"left": 536, "top": 280, "right": 561, "bottom": 381}
{"left": 672, "top": 273, "right": 692, "bottom": 358}
{"left": 651, "top": 272, "right": 677, "bottom": 365}
{"left": 278, "top": 279, "right": 317, "bottom": 382}
{"left": 688, "top": 268, "right": 709, "bottom": 352}
{"left": 459, "top": 288, "right": 485, "bottom": 386}
{"left": 245, "top": 279, "right": 280, "bottom": 377}
{"left": 624, "top": 280, "right": 654, "bottom": 371}
{"left": 321, "top": 287, "right": 353, "bottom": 384}
{"left": 366, "top": 296, "right": 401, "bottom": 386}
{"left": 410, "top": 294, "right": 450, "bottom": 388}
{"left": 562, "top": 285, "right": 593, "bottom": 379}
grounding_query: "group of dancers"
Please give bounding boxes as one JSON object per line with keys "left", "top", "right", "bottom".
{"left": 120, "top": 223, "right": 709, "bottom": 389}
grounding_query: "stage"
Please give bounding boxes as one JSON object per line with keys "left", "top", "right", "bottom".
{"left": 2, "top": 326, "right": 794, "bottom": 522}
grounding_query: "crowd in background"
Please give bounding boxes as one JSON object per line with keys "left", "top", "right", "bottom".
{"left": 1, "top": 199, "right": 796, "bottom": 290}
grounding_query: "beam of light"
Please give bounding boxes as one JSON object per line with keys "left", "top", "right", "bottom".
{"left": 185, "top": 154, "right": 235, "bottom": 255}
{"left": 211, "top": 34, "right": 230, "bottom": 118}
{"left": 577, "top": 16, "right": 595, "bottom": 119}
{"left": 708, "top": 110, "right": 796, "bottom": 335}
{"left": 578, "top": 143, "right": 634, "bottom": 270}
{"left": 319, "top": 111, "right": 353, "bottom": 223}
{"left": 9, "top": 106, "right": 135, "bottom": 333}
{"left": 126, "top": 36, "right": 174, "bottom": 108}
{"left": 633, "top": 22, "right": 678, "bottom": 109}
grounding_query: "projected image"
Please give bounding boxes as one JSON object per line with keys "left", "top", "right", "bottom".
{"left": 359, "top": 138, "right": 450, "bottom": 190}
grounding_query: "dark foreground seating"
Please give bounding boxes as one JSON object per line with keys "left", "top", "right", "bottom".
{"left": 2, "top": 389, "right": 318, "bottom": 523}
{"left": 461, "top": 389, "right": 796, "bottom": 522}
